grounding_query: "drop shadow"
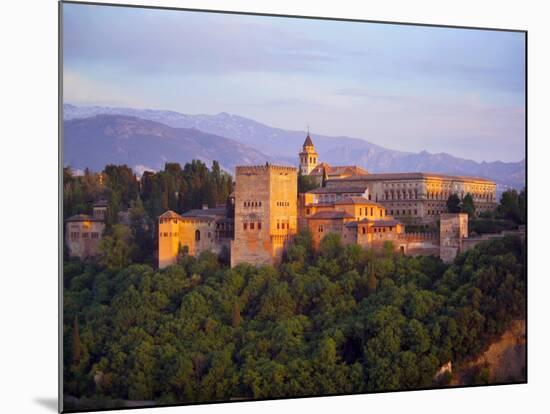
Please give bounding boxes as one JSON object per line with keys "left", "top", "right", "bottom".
{"left": 34, "top": 397, "right": 58, "bottom": 412}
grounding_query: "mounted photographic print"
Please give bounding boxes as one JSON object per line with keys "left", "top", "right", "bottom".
{"left": 60, "top": 1, "right": 527, "bottom": 412}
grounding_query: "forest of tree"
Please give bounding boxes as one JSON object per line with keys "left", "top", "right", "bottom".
{"left": 446, "top": 188, "right": 526, "bottom": 235}
{"left": 63, "top": 160, "right": 234, "bottom": 265}
{"left": 63, "top": 230, "right": 526, "bottom": 409}
{"left": 63, "top": 163, "right": 526, "bottom": 409}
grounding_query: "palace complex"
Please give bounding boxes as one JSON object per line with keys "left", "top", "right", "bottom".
{"left": 156, "top": 133, "right": 498, "bottom": 269}
{"left": 63, "top": 132, "right": 500, "bottom": 267}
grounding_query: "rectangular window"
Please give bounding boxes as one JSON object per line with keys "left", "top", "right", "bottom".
{"left": 370, "top": 207, "right": 373, "bottom": 216}
{"left": 359, "top": 208, "right": 363, "bottom": 216}
{"left": 258, "top": 222, "right": 262, "bottom": 230}
{"left": 82, "top": 232, "right": 89, "bottom": 238}
{"left": 243, "top": 223, "right": 248, "bottom": 230}
{"left": 250, "top": 222, "right": 255, "bottom": 230}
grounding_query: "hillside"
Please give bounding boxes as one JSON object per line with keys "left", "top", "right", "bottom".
{"left": 451, "top": 319, "right": 526, "bottom": 385}
{"left": 64, "top": 104, "right": 525, "bottom": 188}
{"left": 63, "top": 115, "right": 292, "bottom": 173}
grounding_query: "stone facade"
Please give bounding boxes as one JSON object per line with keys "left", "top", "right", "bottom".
{"left": 156, "top": 133, "right": 500, "bottom": 268}
{"left": 301, "top": 196, "right": 405, "bottom": 250}
{"left": 323, "top": 174, "right": 496, "bottom": 225}
{"left": 158, "top": 206, "right": 233, "bottom": 269}
{"left": 439, "top": 213, "right": 469, "bottom": 263}
{"left": 65, "top": 201, "right": 107, "bottom": 259}
{"left": 231, "top": 164, "right": 298, "bottom": 267}
{"left": 301, "top": 134, "right": 497, "bottom": 225}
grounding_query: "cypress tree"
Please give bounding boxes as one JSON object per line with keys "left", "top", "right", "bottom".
{"left": 72, "top": 316, "right": 82, "bottom": 366}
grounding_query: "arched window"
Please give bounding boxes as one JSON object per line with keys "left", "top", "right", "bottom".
{"left": 195, "top": 229, "right": 201, "bottom": 241}
{"left": 362, "top": 227, "right": 366, "bottom": 235}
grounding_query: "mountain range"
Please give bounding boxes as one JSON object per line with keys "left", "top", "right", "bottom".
{"left": 63, "top": 104, "right": 525, "bottom": 189}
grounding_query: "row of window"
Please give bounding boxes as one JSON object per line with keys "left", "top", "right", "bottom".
{"left": 243, "top": 222, "right": 262, "bottom": 230}
{"left": 301, "top": 156, "right": 317, "bottom": 164}
{"left": 159, "top": 232, "right": 179, "bottom": 237}
{"left": 216, "top": 222, "right": 233, "bottom": 230}
{"left": 386, "top": 183, "right": 417, "bottom": 188}
{"left": 384, "top": 190, "right": 418, "bottom": 200}
{"left": 70, "top": 232, "right": 100, "bottom": 239}
{"left": 159, "top": 219, "right": 178, "bottom": 224}
{"left": 391, "top": 209, "right": 418, "bottom": 216}
{"left": 159, "top": 230, "right": 212, "bottom": 241}
{"left": 244, "top": 201, "right": 262, "bottom": 208}
{"left": 276, "top": 201, "right": 290, "bottom": 207}
{"left": 427, "top": 210, "right": 442, "bottom": 215}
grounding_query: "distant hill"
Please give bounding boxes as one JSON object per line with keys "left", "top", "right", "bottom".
{"left": 63, "top": 114, "right": 293, "bottom": 174}
{"left": 63, "top": 104, "right": 525, "bottom": 189}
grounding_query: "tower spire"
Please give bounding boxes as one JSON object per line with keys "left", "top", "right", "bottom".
{"left": 299, "top": 125, "right": 318, "bottom": 175}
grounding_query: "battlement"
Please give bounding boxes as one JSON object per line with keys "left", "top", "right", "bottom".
{"left": 235, "top": 164, "right": 297, "bottom": 175}
{"left": 397, "top": 232, "right": 438, "bottom": 241}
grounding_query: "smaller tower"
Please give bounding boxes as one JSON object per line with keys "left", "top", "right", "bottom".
{"left": 299, "top": 128, "right": 318, "bottom": 175}
{"left": 439, "top": 213, "right": 468, "bottom": 263}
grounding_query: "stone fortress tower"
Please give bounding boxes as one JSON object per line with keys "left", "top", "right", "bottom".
{"left": 439, "top": 213, "right": 468, "bottom": 263}
{"left": 299, "top": 130, "right": 318, "bottom": 175}
{"left": 231, "top": 163, "right": 298, "bottom": 267}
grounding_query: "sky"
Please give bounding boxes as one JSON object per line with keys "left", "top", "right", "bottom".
{"left": 63, "top": 3, "right": 526, "bottom": 163}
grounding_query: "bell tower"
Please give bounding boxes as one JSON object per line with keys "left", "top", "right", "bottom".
{"left": 299, "top": 128, "right": 318, "bottom": 175}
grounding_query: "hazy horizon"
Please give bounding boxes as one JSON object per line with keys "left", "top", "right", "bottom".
{"left": 63, "top": 3, "right": 526, "bottom": 163}
{"left": 63, "top": 102, "right": 525, "bottom": 165}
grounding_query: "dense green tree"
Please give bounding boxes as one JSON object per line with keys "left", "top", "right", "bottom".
{"left": 446, "top": 194, "right": 461, "bottom": 213}
{"left": 72, "top": 316, "right": 82, "bottom": 366}
{"left": 498, "top": 188, "right": 526, "bottom": 224}
{"left": 63, "top": 228, "right": 525, "bottom": 407}
{"left": 298, "top": 170, "right": 319, "bottom": 193}
{"left": 98, "top": 224, "right": 136, "bottom": 272}
{"left": 461, "top": 193, "right": 475, "bottom": 217}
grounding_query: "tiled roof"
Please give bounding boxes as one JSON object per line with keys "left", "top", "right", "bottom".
{"left": 307, "top": 185, "right": 368, "bottom": 194}
{"left": 65, "top": 214, "right": 103, "bottom": 222}
{"left": 371, "top": 219, "right": 401, "bottom": 227}
{"left": 345, "top": 218, "right": 402, "bottom": 228}
{"left": 334, "top": 197, "right": 385, "bottom": 207}
{"left": 159, "top": 210, "right": 184, "bottom": 220}
{"left": 308, "top": 211, "right": 355, "bottom": 220}
{"left": 303, "top": 134, "right": 314, "bottom": 147}
{"left": 310, "top": 164, "right": 369, "bottom": 177}
{"left": 182, "top": 206, "right": 227, "bottom": 217}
